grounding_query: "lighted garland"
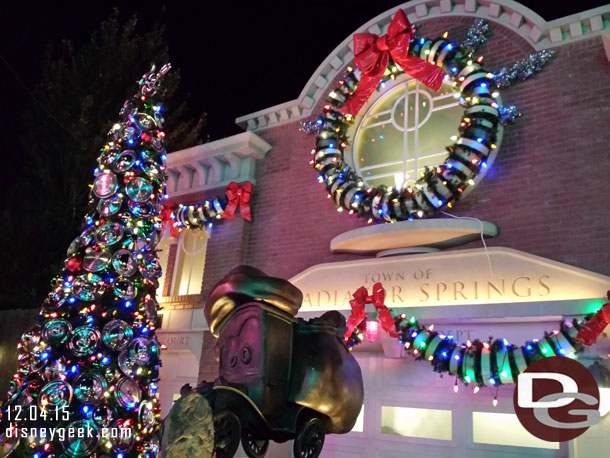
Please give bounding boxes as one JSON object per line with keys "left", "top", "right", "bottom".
{"left": 310, "top": 16, "right": 552, "bottom": 223}
{"left": 397, "top": 314, "right": 585, "bottom": 390}
{"left": 345, "top": 285, "right": 610, "bottom": 399}
{"left": 160, "top": 182, "right": 253, "bottom": 237}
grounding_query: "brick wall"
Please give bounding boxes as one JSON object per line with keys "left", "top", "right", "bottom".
{"left": 197, "top": 331, "right": 219, "bottom": 383}
{"left": 161, "top": 242, "right": 178, "bottom": 297}
{"left": 243, "top": 17, "right": 610, "bottom": 277}
{"left": 191, "top": 17, "right": 610, "bottom": 380}
{"left": 166, "top": 187, "right": 250, "bottom": 384}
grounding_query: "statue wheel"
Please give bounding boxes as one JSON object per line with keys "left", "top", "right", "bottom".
{"left": 241, "top": 431, "right": 269, "bottom": 458}
{"left": 293, "top": 417, "right": 325, "bottom": 458}
{"left": 213, "top": 410, "right": 241, "bottom": 458}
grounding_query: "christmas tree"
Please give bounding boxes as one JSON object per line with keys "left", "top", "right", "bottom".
{"left": 1, "top": 64, "right": 171, "bottom": 458}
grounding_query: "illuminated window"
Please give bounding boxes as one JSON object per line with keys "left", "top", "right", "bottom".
{"left": 472, "top": 412, "right": 559, "bottom": 449}
{"left": 353, "top": 78, "right": 462, "bottom": 189}
{"left": 172, "top": 229, "right": 208, "bottom": 296}
{"left": 156, "top": 236, "right": 171, "bottom": 296}
{"left": 381, "top": 406, "right": 452, "bottom": 440}
{"left": 351, "top": 405, "right": 364, "bottom": 432}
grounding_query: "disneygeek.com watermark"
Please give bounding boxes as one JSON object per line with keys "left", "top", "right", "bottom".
{"left": 3, "top": 406, "right": 131, "bottom": 440}
{"left": 4, "top": 423, "right": 131, "bottom": 441}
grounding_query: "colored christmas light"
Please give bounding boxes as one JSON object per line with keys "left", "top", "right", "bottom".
{"left": 2, "top": 65, "right": 171, "bottom": 458}
{"left": 344, "top": 282, "right": 607, "bottom": 393}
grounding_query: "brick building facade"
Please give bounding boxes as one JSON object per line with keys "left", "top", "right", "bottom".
{"left": 156, "top": 1, "right": 610, "bottom": 457}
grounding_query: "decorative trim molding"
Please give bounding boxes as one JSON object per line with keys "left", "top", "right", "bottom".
{"left": 166, "top": 131, "right": 272, "bottom": 197}
{"left": 330, "top": 219, "right": 499, "bottom": 253}
{"left": 158, "top": 294, "right": 203, "bottom": 310}
{"left": 235, "top": 0, "right": 610, "bottom": 132}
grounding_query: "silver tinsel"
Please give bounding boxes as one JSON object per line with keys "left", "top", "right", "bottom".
{"left": 497, "top": 105, "right": 522, "bottom": 124}
{"left": 458, "top": 20, "right": 490, "bottom": 55}
{"left": 494, "top": 50, "right": 556, "bottom": 88}
{"left": 299, "top": 120, "right": 322, "bottom": 135}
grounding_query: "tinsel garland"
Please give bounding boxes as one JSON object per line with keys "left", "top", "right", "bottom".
{"left": 497, "top": 105, "right": 522, "bottom": 124}
{"left": 458, "top": 19, "right": 490, "bottom": 55}
{"left": 299, "top": 120, "right": 321, "bottom": 135}
{"left": 494, "top": 50, "right": 556, "bottom": 88}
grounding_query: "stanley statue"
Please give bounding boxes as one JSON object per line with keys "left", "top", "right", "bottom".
{"left": 163, "top": 266, "right": 364, "bottom": 458}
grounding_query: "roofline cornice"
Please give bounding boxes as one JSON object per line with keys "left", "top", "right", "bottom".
{"left": 166, "top": 131, "right": 271, "bottom": 198}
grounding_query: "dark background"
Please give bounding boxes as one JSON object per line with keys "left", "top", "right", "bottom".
{"left": 0, "top": 0, "right": 607, "bottom": 308}
{"left": 2, "top": 1, "right": 607, "bottom": 143}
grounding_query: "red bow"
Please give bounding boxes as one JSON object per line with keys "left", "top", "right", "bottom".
{"left": 344, "top": 283, "right": 399, "bottom": 339}
{"left": 159, "top": 202, "right": 179, "bottom": 238}
{"left": 341, "top": 10, "right": 446, "bottom": 116}
{"left": 223, "top": 182, "right": 253, "bottom": 222}
{"left": 576, "top": 292, "right": 610, "bottom": 346}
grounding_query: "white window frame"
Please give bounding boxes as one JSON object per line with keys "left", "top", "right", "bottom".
{"left": 156, "top": 234, "right": 173, "bottom": 298}
{"left": 170, "top": 228, "right": 208, "bottom": 296}
{"left": 346, "top": 73, "right": 503, "bottom": 197}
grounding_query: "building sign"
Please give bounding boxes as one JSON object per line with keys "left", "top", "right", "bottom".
{"left": 290, "top": 248, "right": 610, "bottom": 312}
{"left": 156, "top": 332, "right": 201, "bottom": 355}
{"left": 158, "top": 335, "right": 191, "bottom": 347}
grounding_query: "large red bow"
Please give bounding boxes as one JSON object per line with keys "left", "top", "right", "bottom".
{"left": 341, "top": 10, "right": 446, "bottom": 116}
{"left": 576, "top": 292, "right": 610, "bottom": 346}
{"left": 159, "top": 201, "right": 179, "bottom": 238}
{"left": 345, "top": 283, "right": 399, "bottom": 339}
{"left": 223, "top": 182, "right": 253, "bottom": 222}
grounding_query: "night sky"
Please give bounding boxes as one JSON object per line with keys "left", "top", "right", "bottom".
{"left": 1, "top": 1, "right": 608, "bottom": 145}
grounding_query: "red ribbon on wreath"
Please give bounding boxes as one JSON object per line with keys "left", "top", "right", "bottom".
{"left": 340, "top": 10, "right": 446, "bottom": 116}
{"left": 223, "top": 182, "right": 253, "bottom": 221}
{"left": 576, "top": 291, "right": 610, "bottom": 346}
{"left": 344, "top": 283, "right": 399, "bottom": 339}
{"left": 159, "top": 201, "right": 179, "bottom": 238}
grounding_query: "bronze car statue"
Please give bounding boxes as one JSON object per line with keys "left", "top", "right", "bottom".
{"left": 199, "top": 266, "right": 364, "bottom": 458}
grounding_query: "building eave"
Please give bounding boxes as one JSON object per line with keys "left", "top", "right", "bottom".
{"left": 166, "top": 131, "right": 271, "bottom": 198}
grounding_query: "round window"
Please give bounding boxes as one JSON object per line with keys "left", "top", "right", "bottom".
{"left": 349, "top": 75, "right": 500, "bottom": 191}
{"left": 311, "top": 28, "right": 510, "bottom": 223}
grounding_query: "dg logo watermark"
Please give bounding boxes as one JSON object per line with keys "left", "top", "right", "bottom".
{"left": 513, "top": 356, "right": 600, "bottom": 442}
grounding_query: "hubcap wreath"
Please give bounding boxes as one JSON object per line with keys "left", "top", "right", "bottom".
{"left": 312, "top": 21, "right": 504, "bottom": 223}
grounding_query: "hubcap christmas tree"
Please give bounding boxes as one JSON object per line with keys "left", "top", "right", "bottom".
{"left": 1, "top": 64, "right": 171, "bottom": 458}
